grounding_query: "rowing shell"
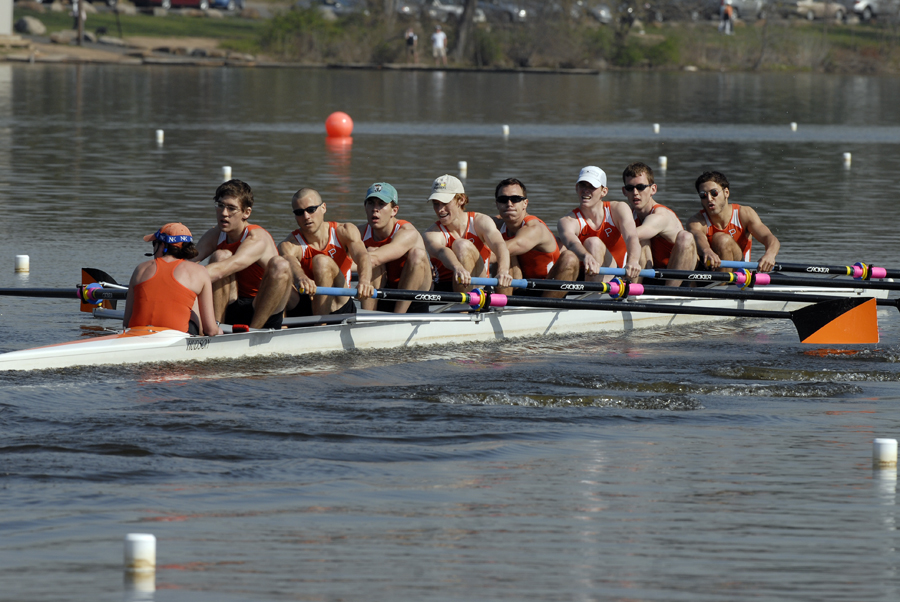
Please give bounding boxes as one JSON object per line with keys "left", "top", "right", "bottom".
{"left": 0, "top": 286, "right": 887, "bottom": 372}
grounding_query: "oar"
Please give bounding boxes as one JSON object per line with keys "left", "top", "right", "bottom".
{"left": 309, "top": 287, "right": 879, "bottom": 345}
{"left": 0, "top": 285, "right": 127, "bottom": 302}
{"left": 468, "top": 276, "right": 900, "bottom": 312}
{"left": 719, "top": 260, "right": 896, "bottom": 279}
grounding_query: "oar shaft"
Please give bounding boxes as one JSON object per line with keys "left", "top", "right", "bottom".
{"left": 720, "top": 260, "right": 894, "bottom": 279}
{"left": 0, "top": 287, "right": 127, "bottom": 300}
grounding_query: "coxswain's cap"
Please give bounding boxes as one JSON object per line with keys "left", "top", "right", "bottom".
{"left": 365, "top": 182, "right": 399, "bottom": 206}
{"left": 576, "top": 166, "right": 607, "bottom": 188}
{"left": 429, "top": 174, "right": 465, "bottom": 204}
{"left": 143, "top": 222, "right": 193, "bottom": 247}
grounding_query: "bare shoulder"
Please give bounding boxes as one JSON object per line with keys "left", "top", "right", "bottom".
{"left": 337, "top": 221, "right": 363, "bottom": 242}
{"left": 738, "top": 204, "right": 763, "bottom": 222}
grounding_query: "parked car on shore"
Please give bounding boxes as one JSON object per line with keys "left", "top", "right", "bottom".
{"left": 478, "top": 0, "right": 527, "bottom": 22}
{"left": 794, "top": 0, "right": 848, "bottom": 20}
{"left": 420, "top": 0, "right": 486, "bottom": 22}
{"left": 133, "top": 0, "right": 209, "bottom": 9}
{"left": 852, "top": 0, "right": 899, "bottom": 20}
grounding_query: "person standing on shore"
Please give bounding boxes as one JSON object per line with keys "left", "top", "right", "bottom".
{"left": 405, "top": 27, "right": 418, "bottom": 64}
{"left": 431, "top": 25, "right": 448, "bottom": 67}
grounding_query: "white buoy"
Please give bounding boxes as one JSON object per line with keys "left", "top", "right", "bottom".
{"left": 124, "top": 533, "right": 156, "bottom": 573}
{"left": 873, "top": 438, "right": 898, "bottom": 468}
{"left": 790, "top": 122, "right": 798, "bottom": 132}
{"left": 658, "top": 156, "right": 668, "bottom": 170}
{"left": 222, "top": 166, "right": 232, "bottom": 181}
{"left": 15, "top": 255, "right": 29, "bottom": 273}
{"left": 155, "top": 129, "right": 164, "bottom": 145}
{"left": 653, "top": 123, "right": 660, "bottom": 134}
{"left": 843, "top": 152, "right": 852, "bottom": 167}
{"left": 124, "top": 571, "right": 156, "bottom": 601}
{"left": 458, "top": 160, "right": 468, "bottom": 178}
{"left": 502, "top": 124, "right": 509, "bottom": 137}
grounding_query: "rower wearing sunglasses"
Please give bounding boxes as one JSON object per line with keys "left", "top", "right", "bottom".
{"left": 685, "top": 171, "right": 780, "bottom": 273}
{"left": 278, "top": 188, "right": 373, "bottom": 316}
{"left": 492, "top": 177, "right": 578, "bottom": 298}
{"left": 423, "top": 174, "right": 512, "bottom": 293}
{"left": 557, "top": 166, "right": 642, "bottom": 282}
{"left": 193, "top": 179, "right": 292, "bottom": 330}
{"left": 624, "top": 162, "right": 698, "bottom": 287}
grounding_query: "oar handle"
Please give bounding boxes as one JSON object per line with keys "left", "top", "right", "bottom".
{"left": 719, "top": 260, "right": 889, "bottom": 279}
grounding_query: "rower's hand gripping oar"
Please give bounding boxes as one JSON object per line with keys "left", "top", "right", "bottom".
{"left": 309, "top": 286, "right": 880, "bottom": 345}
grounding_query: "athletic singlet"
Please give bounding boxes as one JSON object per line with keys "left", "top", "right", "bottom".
{"left": 363, "top": 220, "right": 410, "bottom": 289}
{"left": 291, "top": 222, "right": 353, "bottom": 286}
{"left": 128, "top": 258, "right": 196, "bottom": 332}
{"left": 634, "top": 203, "right": 682, "bottom": 269}
{"left": 702, "top": 204, "right": 752, "bottom": 261}
{"left": 500, "top": 216, "right": 560, "bottom": 279}
{"left": 572, "top": 204, "right": 628, "bottom": 267}
{"left": 431, "top": 212, "right": 492, "bottom": 284}
{"left": 216, "top": 224, "right": 268, "bottom": 298}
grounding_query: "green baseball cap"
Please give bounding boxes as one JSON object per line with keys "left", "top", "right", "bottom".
{"left": 365, "top": 182, "right": 398, "bottom": 205}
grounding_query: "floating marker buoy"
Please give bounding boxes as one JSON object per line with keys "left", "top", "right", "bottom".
{"left": 124, "top": 533, "right": 156, "bottom": 573}
{"left": 155, "top": 130, "right": 164, "bottom": 145}
{"left": 222, "top": 166, "right": 232, "bottom": 181}
{"left": 873, "top": 438, "right": 898, "bottom": 468}
{"left": 325, "top": 112, "right": 354, "bottom": 138}
{"left": 843, "top": 152, "right": 852, "bottom": 168}
{"left": 790, "top": 122, "right": 798, "bottom": 132}
{"left": 653, "top": 123, "right": 660, "bottom": 134}
{"left": 658, "top": 156, "right": 668, "bottom": 169}
{"left": 458, "top": 160, "right": 468, "bottom": 178}
{"left": 502, "top": 125, "right": 509, "bottom": 137}
{"left": 15, "top": 255, "right": 29, "bottom": 273}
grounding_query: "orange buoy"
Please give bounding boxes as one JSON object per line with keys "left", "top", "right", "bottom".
{"left": 325, "top": 112, "right": 354, "bottom": 138}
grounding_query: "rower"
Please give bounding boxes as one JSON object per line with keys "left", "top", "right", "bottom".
{"left": 358, "top": 181, "right": 433, "bottom": 313}
{"left": 557, "top": 166, "right": 642, "bottom": 282}
{"left": 279, "top": 188, "right": 374, "bottom": 316}
{"left": 492, "top": 177, "right": 578, "bottom": 298}
{"left": 624, "top": 162, "right": 698, "bottom": 286}
{"left": 124, "top": 222, "right": 223, "bottom": 336}
{"left": 193, "top": 179, "right": 292, "bottom": 329}
{"left": 686, "top": 170, "right": 781, "bottom": 273}
{"left": 423, "top": 174, "right": 513, "bottom": 292}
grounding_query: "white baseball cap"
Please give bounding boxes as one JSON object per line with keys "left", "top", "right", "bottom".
{"left": 429, "top": 174, "right": 465, "bottom": 204}
{"left": 577, "top": 166, "right": 607, "bottom": 188}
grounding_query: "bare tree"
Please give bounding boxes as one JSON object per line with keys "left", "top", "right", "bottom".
{"left": 453, "top": 0, "right": 478, "bottom": 62}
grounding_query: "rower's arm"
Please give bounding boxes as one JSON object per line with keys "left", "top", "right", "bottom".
{"left": 277, "top": 237, "right": 317, "bottom": 296}
{"left": 338, "top": 223, "right": 373, "bottom": 299}
{"left": 740, "top": 205, "right": 780, "bottom": 272}
{"left": 557, "top": 214, "right": 591, "bottom": 262}
{"left": 474, "top": 214, "right": 511, "bottom": 287}
{"left": 122, "top": 266, "right": 140, "bottom": 329}
{"left": 504, "top": 221, "right": 545, "bottom": 256}
{"left": 366, "top": 226, "right": 420, "bottom": 268}
{"left": 686, "top": 213, "right": 718, "bottom": 268}
{"left": 205, "top": 230, "right": 269, "bottom": 283}
{"left": 633, "top": 213, "right": 667, "bottom": 242}
{"left": 191, "top": 227, "right": 219, "bottom": 263}
{"left": 195, "top": 267, "right": 223, "bottom": 336}
{"left": 611, "top": 202, "right": 643, "bottom": 280}
{"left": 423, "top": 228, "right": 462, "bottom": 273}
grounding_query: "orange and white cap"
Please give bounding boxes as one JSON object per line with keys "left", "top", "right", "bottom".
{"left": 143, "top": 222, "right": 192, "bottom": 247}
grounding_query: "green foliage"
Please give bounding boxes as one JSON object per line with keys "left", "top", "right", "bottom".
{"left": 584, "top": 26, "right": 614, "bottom": 59}
{"left": 644, "top": 36, "right": 679, "bottom": 66}
{"left": 259, "top": 8, "right": 341, "bottom": 58}
{"left": 471, "top": 28, "right": 501, "bottom": 67}
{"left": 612, "top": 42, "right": 643, "bottom": 67}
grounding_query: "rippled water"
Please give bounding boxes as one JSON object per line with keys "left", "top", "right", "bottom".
{"left": 2, "top": 64, "right": 900, "bottom": 601}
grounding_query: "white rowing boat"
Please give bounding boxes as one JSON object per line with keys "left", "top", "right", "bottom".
{"left": 0, "top": 286, "right": 888, "bottom": 372}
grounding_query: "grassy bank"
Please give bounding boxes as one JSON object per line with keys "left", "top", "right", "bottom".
{"left": 12, "top": 4, "right": 900, "bottom": 74}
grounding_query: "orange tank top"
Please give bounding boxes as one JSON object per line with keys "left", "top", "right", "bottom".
{"left": 128, "top": 258, "right": 196, "bottom": 332}
{"left": 703, "top": 204, "right": 752, "bottom": 261}
{"left": 291, "top": 222, "right": 353, "bottom": 285}
{"left": 634, "top": 203, "right": 682, "bottom": 269}
{"left": 363, "top": 220, "right": 410, "bottom": 289}
{"left": 500, "top": 216, "right": 560, "bottom": 279}
{"left": 431, "top": 212, "right": 492, "bottom": 284}
{"left": 573, "top": 203, "right": 628, "bottom": 267}
{"left": 216, "top": 224, "right": 267, "bottom": 298}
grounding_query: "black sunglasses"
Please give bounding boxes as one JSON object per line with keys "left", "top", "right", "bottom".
{"left": 623, "top": 184, "right": 651, "bottom": 192}
{"left": 495, "top": 195, "right": 527, "bottom": 204}
{"left": 293, "top": 203, "right": 323, "bottom": 216}
{"left": 699, "top": 189, "right": 721, "bottom": 199}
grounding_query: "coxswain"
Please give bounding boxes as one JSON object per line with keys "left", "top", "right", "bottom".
{"left": 492, "top": 177, "right": 578, "bottom": 298}
{"left": 123, "top": 222, "right": 223, "bottom": 336}
{"left": 279, "top": 188, "right": 374, "bottom": 316}
{"left": 423, "top": 174, "right": 513, "bottom": 292}
{"left": 557, "top": 166, "right": 642, "bottom": 282}
{"left": 624, "top": 162, "right": 698, "bottom": 286}
{"left": 193, "top": 179, "right": 292, "bottom": 329}
{"left": 358, "top": 182, "right": 433, "bottom": 313}
{"left": 686, "top": 171, "right": 780, "bottom": 272}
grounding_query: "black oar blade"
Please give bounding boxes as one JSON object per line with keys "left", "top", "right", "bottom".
{"left": 82, "top": 268, "right": 119, "bottom": 312}
{"left": 791, "top": 297, "right": 879, "bottom": 344}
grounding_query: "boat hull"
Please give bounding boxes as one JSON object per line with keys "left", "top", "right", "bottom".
{"left": 0, "top": 288, "right": 888, "bottom": 372}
